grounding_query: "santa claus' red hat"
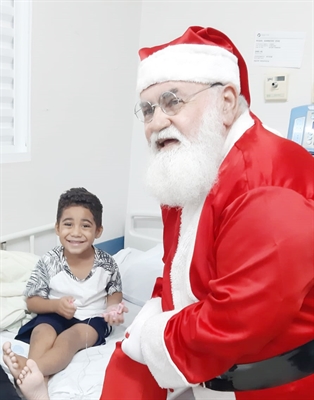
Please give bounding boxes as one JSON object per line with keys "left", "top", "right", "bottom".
{"left": 137, "top": 26, "right": 251, "bottom": 106}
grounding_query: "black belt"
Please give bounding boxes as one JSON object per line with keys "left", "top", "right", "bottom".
{"left": 202, "top": 339, "right": 314, "bottom": 391}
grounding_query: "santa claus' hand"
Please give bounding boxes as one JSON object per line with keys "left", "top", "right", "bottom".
{"left": 121, "top": 297, "right": 162, "bottom": 364}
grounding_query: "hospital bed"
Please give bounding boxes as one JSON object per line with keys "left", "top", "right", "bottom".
{"left": 0, "top": 216, "right": 195, "bottom": 400}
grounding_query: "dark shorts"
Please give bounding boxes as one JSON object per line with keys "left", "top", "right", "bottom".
{"left": 15, "top": 313, "right": 112, "bottom": 347}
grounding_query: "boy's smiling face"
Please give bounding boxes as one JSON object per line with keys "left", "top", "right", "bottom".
{"left": 55, "top": 205, "right": 103, "bottom": 257}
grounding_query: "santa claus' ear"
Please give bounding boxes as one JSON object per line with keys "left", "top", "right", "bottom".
{"left": 221, "top": 84, "right": 239, "bottom": 128}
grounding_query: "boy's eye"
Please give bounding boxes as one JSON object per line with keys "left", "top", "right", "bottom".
{"left": 83, "top": 224, "right": 91, "bottom": 228}
{"left": 64, "top": 223, "right": 72, "bottom": 227}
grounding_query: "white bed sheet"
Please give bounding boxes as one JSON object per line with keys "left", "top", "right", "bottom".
{"left": 0, "top": 301, "right": 139, "bottom": 400}
{"left": 0, "top": 302, "right": 193, "bottom": 400}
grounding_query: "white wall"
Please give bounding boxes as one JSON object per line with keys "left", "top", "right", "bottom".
{"left": 1, "top": 1, "right": 313, "bottom": 251}
{"left": 125, "top": 0, "right": 314, "bottom": 246}
{"left": 1, "top": 1, "right": 142, "bottom": 245}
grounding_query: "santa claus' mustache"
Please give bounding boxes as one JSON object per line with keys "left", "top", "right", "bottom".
{"left": 150, "top": 127, "right": 191, "bottom": 152}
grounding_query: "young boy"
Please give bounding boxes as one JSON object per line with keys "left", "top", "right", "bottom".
{"left": 3, "top": 187, "right": 128, "bottom": 397}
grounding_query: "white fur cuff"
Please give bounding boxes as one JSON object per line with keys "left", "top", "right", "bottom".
{"left": 141, "top": 309, "right": 197, "bottom": 389}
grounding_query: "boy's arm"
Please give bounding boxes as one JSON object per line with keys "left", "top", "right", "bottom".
{"left": 26, "top": 295, "right": 76, "bottom": 320}
{"left": 106, "top": 291, "right": 123, "bottom": 308}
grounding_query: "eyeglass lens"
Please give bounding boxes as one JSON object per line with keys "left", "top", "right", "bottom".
{"left": 160, "top": 92, "right": 182, "bottom": 115}
{"left": 136, "top": 92, "right": 182, "bottom": 123}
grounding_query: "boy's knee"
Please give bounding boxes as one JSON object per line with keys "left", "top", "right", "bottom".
{"left": 32, "top": 323, "right": 57, "bottom": 338}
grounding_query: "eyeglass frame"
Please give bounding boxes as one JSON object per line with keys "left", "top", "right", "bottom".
{"left": 134, "top": 82, "right": 223, "bottom": 123}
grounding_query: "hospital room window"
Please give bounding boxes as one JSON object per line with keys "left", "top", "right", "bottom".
{"left": 0, "top": 0, "right": 31, "bottom": 164}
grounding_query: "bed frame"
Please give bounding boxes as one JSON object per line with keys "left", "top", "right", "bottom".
{"left": 0, "top": 223, "right": 57, "bottom": 254}
{"left": 0, "top": 213, "right": 163, "bottom": 254}
{"left": 124, "top": 212, "right": 163, "bottom": 251}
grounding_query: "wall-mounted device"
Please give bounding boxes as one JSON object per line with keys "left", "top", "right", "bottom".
{"left": 264, "top": 75, "right": 288, "bottom": 101}
{"left": 287, "top": 104, "right": 314, "bottom": 155}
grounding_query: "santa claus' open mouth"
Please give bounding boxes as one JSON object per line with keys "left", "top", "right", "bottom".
{"left": 156, "top": 138, "right": 179, "bottom": 150}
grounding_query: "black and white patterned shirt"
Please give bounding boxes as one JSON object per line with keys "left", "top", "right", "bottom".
{"left": 24, "top": 246, "right": 122, "bottom": 320}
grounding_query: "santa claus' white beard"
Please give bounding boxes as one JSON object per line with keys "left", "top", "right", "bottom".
{"left": 145, "top": 106, "right": 226, "bottom": 207}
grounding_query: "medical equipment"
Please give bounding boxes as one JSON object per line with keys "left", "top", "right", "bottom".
{"left": 287, "top": 104, "right": 314, "bottom": 155}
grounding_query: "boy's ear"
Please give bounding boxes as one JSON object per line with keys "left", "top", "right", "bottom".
{"left": 55, "top": 222, "right": 60, "bottom": 236}
{"left": 96, "top": 226, "right": 103, "bottom": 239}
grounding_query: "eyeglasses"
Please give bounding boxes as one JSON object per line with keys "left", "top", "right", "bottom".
{"left": 134, "top": 82, "right": 223, "bottom": 123}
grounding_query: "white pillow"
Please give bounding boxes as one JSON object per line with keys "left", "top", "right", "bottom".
{"left": 114, "top": 244, "right": 164, "bottom": 306}
{"left": 0, "top": 250, "right": 39, "bottom": 331}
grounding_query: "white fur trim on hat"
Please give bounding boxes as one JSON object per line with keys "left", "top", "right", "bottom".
{"left": 136, "top": 43, "right": 240, "bottom": 94}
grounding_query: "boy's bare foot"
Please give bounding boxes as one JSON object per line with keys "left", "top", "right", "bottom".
{"left": 2, "top": 341, "right": 27, "bottom": 380}
{"left": 17, "top": 359, "right": 49, "bottom": 400}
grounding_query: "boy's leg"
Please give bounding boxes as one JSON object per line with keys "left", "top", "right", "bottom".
{"left": 16, "top": 359, "right": 50, "bottom": 400}
{"left": 28, "top": 323, "right": 58, "bottom": 360}
{"left": 34, "top": 323, "right": 98, "bottom": 377}
{"left": 3, "top": 341, "right": 28, "bottom": 381}
{"left": 3, "top": 324, "right": 57, "bottom": 381}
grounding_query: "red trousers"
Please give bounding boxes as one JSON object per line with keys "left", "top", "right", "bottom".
{"left": 99, "top": 341, "right": 167, "bottom": 400}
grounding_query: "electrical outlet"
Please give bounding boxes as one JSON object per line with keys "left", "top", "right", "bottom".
{"left": 264, "top": 75, "right": 288, "bottom": 101}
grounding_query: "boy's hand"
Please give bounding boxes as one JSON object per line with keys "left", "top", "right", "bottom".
{"left": 56, "top": 296, "right": 77, "bottom": 319}
{"left": 103, "top": 302, "right": 128, "bottom": 326}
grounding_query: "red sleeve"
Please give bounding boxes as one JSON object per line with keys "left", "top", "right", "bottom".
{"left": 164, "top": 186, "right": 314, "bottom": 383}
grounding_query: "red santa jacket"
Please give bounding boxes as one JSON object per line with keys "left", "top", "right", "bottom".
{"left": 140, "top": 113, "right": 314, "bottom": 397}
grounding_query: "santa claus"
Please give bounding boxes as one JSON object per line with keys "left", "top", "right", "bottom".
{"left": 100, "top": 26, "right": 314, "bottom": 400}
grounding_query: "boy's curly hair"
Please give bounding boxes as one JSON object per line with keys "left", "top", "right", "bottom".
{"left": 56, "top": 187, "right": 103, "bottom": 228}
